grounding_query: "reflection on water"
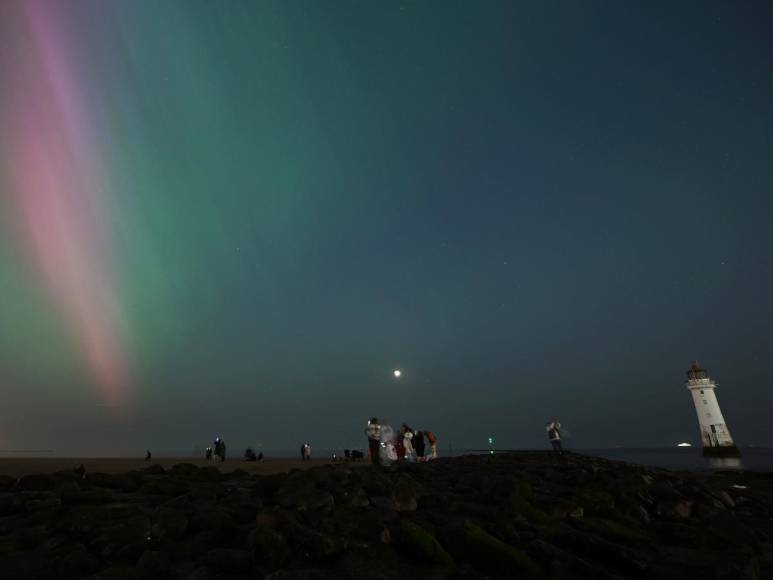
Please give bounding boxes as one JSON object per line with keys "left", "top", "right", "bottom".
{"left": 581, "top": 448, "right": 773, "bottom": 471}
{"left": 709, "top": 456, "right": 742, "bottom": 470}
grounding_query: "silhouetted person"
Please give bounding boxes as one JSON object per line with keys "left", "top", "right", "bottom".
{"left": 213, "top": 437, "right": 227, "bottom": 462}
{"left": 366, "top": 418, "right": 382, "bottom": 466}
{"left": 205, "top": 447, "right": 213, "bottom": 461}
{"left": 425, "top": 430, "right": 438, "bottom": 459}
{"left": 300, "top": 444, "right": 306, "bottom": 461}
{"left": 145, "top": 450, "right": 151, "bottom": 461}
{"left": 257, "top": 452, "right": 263, "bottom": 462}
{"left": 546, "top": 420, "right": 563, "bottom": 453}
{"left": 414, "top": 431, "right": 426, "bottom": 462}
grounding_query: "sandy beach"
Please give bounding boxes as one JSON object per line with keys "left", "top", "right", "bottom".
{"left": 0, "top": 457, "right": 333, "bottom": 478}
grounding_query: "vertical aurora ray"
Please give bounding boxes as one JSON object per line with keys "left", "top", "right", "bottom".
{"left": 1, "top": 1, "right": 130, "bottom": 405}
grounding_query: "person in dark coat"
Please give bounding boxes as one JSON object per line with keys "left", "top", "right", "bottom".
{"left": 414, "top": 431, "right": 426, "bottom": 462}
{"left": 213, "top": 438, "right": 227, "bottom": 462}
{"left": 366, "top": 418, "right": 382, "bottom": 466}
{"left": 546, "top": 421, "right": 563, "bottom": 453}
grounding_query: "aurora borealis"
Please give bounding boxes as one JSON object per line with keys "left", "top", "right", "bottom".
{"left": 3, "top": 1, "right": 130, "bottom": 406}
{"left": 1, "top": 1, "right": 772, "bottom": 454}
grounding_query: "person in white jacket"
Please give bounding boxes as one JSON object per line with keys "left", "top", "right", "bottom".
{"left": 401, "top": 424, "right": 415, "bottom": 461}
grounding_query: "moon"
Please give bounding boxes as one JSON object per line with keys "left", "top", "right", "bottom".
{"left": 393, "top": 369, "right": 402, "bottom": 378}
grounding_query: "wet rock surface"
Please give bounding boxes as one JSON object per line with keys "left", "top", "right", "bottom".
{"left": 0, "top": 452, "right": 771, "bottom": 579}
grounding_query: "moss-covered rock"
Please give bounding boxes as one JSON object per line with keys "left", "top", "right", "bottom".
{"left": 576, "top": 488, "right": 615, "bottom": 514}
{"left": 573, "top": 517, "right": 652, "bottom": 545}
{"left": 459, "top": 520, "right": 542, "bottom": 578}
{"left": 509, "top": 485, "right": 551, "bottom": 525}
{"left": 399, "top": 520, "right": 454, "bottom": 567}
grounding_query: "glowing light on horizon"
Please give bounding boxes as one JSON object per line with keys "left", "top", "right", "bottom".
{"left": 393, "top": 369, "right": 402, "bottom": 378}
{"left": 1, "top": 1, "right": 130, "bottom": 405}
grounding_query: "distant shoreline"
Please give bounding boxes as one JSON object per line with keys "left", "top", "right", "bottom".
{"left": 2, "top": 448, "right": 772, "bottom": 476}
{"left": 0, "top": 457, "right": 337, "bottom": 478}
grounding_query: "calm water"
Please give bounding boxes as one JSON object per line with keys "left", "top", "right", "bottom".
{"left": 578, "top": 447, "right": 773, "bottom": 472}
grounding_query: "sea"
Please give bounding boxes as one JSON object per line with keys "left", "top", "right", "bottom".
{"left": 576, "top": 447, "right": 773, "bottom": 472}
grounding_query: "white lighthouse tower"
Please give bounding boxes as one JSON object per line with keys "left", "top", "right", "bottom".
{"left": 685, "top": 361, "right": 740, "bottom": 457}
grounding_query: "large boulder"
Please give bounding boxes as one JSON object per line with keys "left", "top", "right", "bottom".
{"left": 189, "top": 506, "right": 236, "bottom": 536}
{"left": 152, "top": 507, "right": 188, "bottom": 539}
{"left": 142, "top": 465, "right": 165, "bottom": 475}
{"left": 446, "top": 520, "right": 542, "bottom": 578}
{"left": 136, "top": 550, "right": 171, "bottom": 579}
{"left": 656, "top": 500, "right": 693, "bottom": 520}
{"left": 140, "top": 478, "right": 191, "bottom": 497}
{"left": 200, "top": 548, "right": 252, "bottom": 572}
{"left": 391, "top": 476, "right": 418, "bottom": 512}
{"left": 16, "top": 474, "right": 55, "bottom": 492}
{"left": 0, "top": 493, "right": 23, "bottom": 516}
{"left": 57, "top": 544, "right": 102, "bottom": 578}
{"left": 250, "top": 527, "right": 291, "bottom": 570}
{"left": 85, "top": 472, "right": 139, "bottom": 492}
{"left": 398, "top": 520, "right": 454, "bottom": 567}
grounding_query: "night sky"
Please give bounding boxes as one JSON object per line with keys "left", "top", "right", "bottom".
{"left": 1, "top": 1, "right": 772, "bottom": 455}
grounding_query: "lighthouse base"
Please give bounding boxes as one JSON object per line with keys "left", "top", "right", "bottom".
{"left": 702, "top": 445, "right": 741, "bottom": 458}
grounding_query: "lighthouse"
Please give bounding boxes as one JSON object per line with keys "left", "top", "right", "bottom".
{"left": 685, "top": 361, "right": 740, "bottom": 457}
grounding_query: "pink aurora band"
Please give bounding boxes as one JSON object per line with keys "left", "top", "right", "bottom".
{"left": 2, "top": 1, "right": 130, "bottom": 405}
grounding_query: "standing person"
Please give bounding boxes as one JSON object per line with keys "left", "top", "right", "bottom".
{"left": 402, "top": 424, "right": 415, "bottom": 462}
{"left": 366, "top": 418, "right": 382, "bottom": 466}
{"left": 414, "top": 431, "right": 426, "bottom": 462}
{"left": 214, "top": 438, "right": 224, "bottom": 462}
{"left": 546, "top": 420, "right": 563, "bottom": 453}
{"left": 145, "top": 450, "right": 151, "bottom": 462}
{"left": 300, "top": 444, "right": 306, "bottom": 461}
{"left": 426, "top": 430, "right": 438, "bottom": 459}
{"left": 395, "top": 432, "right": 406, "bottom": 460}
{"left": 305, "top": 443, "right": 312, "bottom": 461}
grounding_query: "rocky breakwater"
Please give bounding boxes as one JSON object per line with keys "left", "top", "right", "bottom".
{"left": 0, "top": 453, "right": 771, "bottom": 579}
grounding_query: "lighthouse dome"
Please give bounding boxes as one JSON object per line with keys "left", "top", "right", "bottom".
{"left": 687, "top": 360, "right": 709, "bottom": 380}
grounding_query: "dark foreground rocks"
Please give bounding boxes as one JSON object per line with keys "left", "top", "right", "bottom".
{"left": 0, "top": 453, "right": 771, "bottom": 579}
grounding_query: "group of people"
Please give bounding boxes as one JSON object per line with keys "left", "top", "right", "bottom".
{"left": 365, "top": 417, "right": 438, "bottom": 466}
{"left": 205, "top": 437, "right": 227, "bottom": 462}
{"left": 342, "top": 449, "right": 364, "bottom": 461}
{"left": 243, "top": 447, "right": 263, "bottom": 461}
{"left": 196, "top": 420, "right": 561, "bottom": 467}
